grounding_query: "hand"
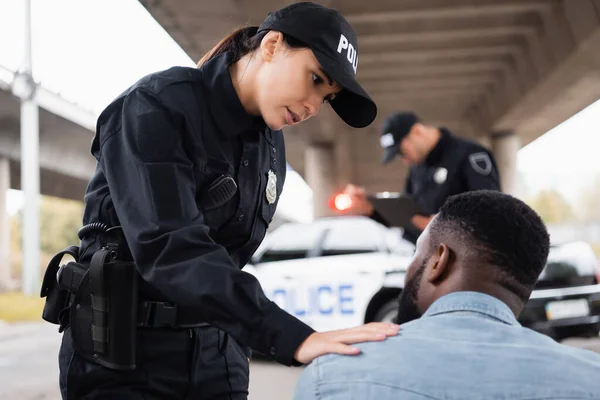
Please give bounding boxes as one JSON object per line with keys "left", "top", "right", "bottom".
{"left": 294, "top": 322, "right": 400, "bottom": 364}
{"left": 411, "top": 214, "right": 433, "bottom": 231}
{"left": 341, "top": 184, "right": 374, "bottom": 216}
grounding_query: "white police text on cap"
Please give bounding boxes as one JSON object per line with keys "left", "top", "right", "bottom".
{"left": 336, "top": 34, "right": 358, "bottom": 73}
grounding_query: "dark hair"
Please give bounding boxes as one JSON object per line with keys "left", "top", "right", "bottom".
{"left": 429, "top": 190, "right": 550, "bottom": 300}
{"left": 197, "top": 26, "right": 307, "bottom": 68}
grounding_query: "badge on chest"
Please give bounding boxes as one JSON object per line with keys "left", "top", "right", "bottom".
{"left": 433, "top": 167, "right": 448, "bottom": 184}
{"left": 266, "top": 170, "right": 277, "bottom": 204}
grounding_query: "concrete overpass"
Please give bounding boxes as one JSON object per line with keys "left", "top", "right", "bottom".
{"left": 0, "top": 67, "right": 98, "bottom": 202}
{"left": 0, "top": 65, "right": 98, "bottom": 289}
{"left": 139, "top": 0, "right": 600, "bottom": 216}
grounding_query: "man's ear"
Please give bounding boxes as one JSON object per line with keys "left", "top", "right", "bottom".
{"left": 427, "top": 243, "right": 451, "bottom": 283}
{"left": 260, "top": 31, "right": 284, "bottom": 62}
{"left": 412, "top": 123, "right": 426, "bottom": 137}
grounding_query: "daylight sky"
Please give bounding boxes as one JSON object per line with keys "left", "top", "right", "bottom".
{"left": 1, "top": 0, "right": 599, "bottom": 218}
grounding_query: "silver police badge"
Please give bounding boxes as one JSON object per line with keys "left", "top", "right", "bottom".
{"left": 434, "top": 167, "right": 448, "bottom": 184}
{"left": 266, "top": 170, "right": 277, "bottom": 204}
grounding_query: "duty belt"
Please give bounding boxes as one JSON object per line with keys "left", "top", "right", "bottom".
{"left": 137, "top": 301, "right": 210, "bottom": 329}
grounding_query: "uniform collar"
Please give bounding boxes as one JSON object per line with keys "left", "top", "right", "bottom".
{"left": 422, "top": 291, "right": 519, "bottom": 326}
{"left": 199, "top": 51, "right": 268, "bottom": 137}
{"left": 424, "top": 127, "right": 452, "bottom": 166}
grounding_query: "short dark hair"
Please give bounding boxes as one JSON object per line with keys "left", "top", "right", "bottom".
{"left": 428, "top": 190, "right": 550, "bottom": 299}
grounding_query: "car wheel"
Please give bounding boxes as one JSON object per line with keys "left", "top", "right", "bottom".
{"left": 373, "top": 299, "right": 398, "bottom": 323}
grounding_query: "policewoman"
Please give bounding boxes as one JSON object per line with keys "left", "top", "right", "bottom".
{"left": 47, "top": 2, "right": 400, "bottom": 399}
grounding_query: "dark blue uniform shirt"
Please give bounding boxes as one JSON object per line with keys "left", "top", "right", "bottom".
{"left": 405, "top": 128, "right": 501, "bottom": 215}
{"left": 372, "top": 128, "right": 501, "bottom": 243}
{"left": 79, "top": 51, "right": 314, "bottom": 366}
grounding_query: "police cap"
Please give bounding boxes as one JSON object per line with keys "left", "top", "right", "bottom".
{"left": 380, "top": 112, "right": 420, "bottom": 164}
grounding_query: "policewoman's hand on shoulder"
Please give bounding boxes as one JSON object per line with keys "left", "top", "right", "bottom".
{"left": 294, "top": 322, "right": 401, "bottom": 364}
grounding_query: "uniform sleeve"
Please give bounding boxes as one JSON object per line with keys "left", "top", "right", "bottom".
{"left": 98, "top": 89, "right": 314, "bottom": 366}
{"left": 462, "top": 149, "right": 501, "bottom": 192}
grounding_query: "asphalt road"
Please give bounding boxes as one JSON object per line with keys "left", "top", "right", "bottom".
{"left": 1, "top": 321, "right": 599, "bottom": 400}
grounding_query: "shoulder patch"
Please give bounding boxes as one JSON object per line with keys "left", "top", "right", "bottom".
{"left": 468, "top": 152, "right": 492, "bottom": 176}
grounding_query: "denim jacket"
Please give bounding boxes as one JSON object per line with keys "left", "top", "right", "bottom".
{"left": 294, "top": 291, "right": 600, "bottom": 400}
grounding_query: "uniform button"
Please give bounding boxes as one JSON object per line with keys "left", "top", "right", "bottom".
{"left": 243, "top": 160, "right": 249, "bottom": 166}
{"left": 272, "top": 147, "right": 276, "bottom": 153}
{"left": 269, "top": 346, "right": 277, "bottom": 356}
{"left": 272, "top": 158, "right": 276, "bottom": 163}
{"left": 238, "top": 214, "right": 245, "bottom": 221}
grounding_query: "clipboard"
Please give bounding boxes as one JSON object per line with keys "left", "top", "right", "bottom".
{"left": 367, "top": 192, "right": 424, "bottom": 231}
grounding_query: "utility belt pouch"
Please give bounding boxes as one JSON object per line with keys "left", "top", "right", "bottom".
{"left": 40, "top": 245, "right": 80, "bottom": 326}
{"left": 70, "top": 246, "right": 139, "bottom": 371}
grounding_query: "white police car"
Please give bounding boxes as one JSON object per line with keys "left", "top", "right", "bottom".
{"left": 245, "top": 216, "right": 414, "bottom": 332}
{"left": 245, "top": 216, "right": 600, "bottom": 340}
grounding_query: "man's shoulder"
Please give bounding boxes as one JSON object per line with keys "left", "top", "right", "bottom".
{"left": 449, "top": 135, "right": 493, "bottom": 158}
{"left": 313, "top": 320, "right": 430, "bottom": 371}
{"left": 301, "top": 318, "right": 600, "bottom": 400}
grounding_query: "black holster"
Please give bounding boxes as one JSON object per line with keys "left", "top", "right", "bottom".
{"left": 41, "top": 244, "right": 139, "bottom": 371}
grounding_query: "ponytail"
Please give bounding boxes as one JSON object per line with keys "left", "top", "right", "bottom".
{"left": 197, "top": 26, "right": 308, "bottom": 68}
{"left": 197, "top": 26, "right": 263, "bottom": 68}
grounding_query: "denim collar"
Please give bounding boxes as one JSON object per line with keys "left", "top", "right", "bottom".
{"left": 422, "top": 291, "right": 519, "bottom": 326}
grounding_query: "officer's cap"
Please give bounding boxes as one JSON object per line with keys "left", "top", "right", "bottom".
{"left": 380, "top": 112, "right": 420, "bottom": 164}
{"left": 258, "top": 2, "right": 377, "bottom": 129}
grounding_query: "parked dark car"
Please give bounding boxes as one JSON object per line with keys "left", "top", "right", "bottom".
{"left": 519, "top": 241, "right": 600, "bottom": 341}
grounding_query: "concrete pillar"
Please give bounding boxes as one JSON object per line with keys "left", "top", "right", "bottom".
{"left": 305, "top": 142, "right": 335, "bottom": 218}
{"left": 491, "top": 131, "right": 520, "bottom": 195}
{"left": 0, "top": 157, "right": 13, "bottom": 291}
{"left": 476, "top": 135, "right": 492, "bottom": 151}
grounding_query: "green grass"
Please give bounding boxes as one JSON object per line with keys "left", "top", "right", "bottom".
{"left": 0, "top": 292, "right": 45, "bottom": 322}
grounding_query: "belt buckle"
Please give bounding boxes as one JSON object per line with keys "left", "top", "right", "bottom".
{"left": 143, "top": 302, "right": 178, "bottom": 328}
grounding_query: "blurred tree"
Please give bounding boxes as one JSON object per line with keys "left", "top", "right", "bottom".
{"left": 526, "top": 189, "right": 575, "bottom": 224}
{"left": 39, "top": 196, "right": 84, "bottom": 254}
{"left": 10, "top": 195, "right": 84, "bottom": 278}
{"left": 577, "top": 175, "right": 600, "bottom": 222}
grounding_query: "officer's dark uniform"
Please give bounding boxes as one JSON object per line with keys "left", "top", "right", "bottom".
{"left": 405, "top": 128, "right": 501, "bottom": 215}
{"left": 375, "top": 119, "right": 501, "bottom": 243}
{"left": 57, "top": 50, "right": 315, "bottom": 399}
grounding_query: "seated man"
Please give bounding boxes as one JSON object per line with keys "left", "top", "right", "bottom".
{"left": 294, "top": 190, "right": 600, "bottom": 400}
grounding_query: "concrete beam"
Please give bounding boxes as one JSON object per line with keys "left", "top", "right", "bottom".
{"left": 539, "top": 2, "right": 576, "bottom": 64}
{"left": 358, "top": 26, "right": 539, "bottom": 46}
{"left": 139, "top": 0, "right": 203, "bottom": 57}
{"left": 358, "top": 61, "right": 507, "bottom": 80}
{"left": 345, "top": 2, "right": 553, "bottom": 24}
{"left": 365, "top": 76, "right": 495, "bottom": 93}
{"left": 9, "top": 160, "right": 89, "bottom": 202}
{"left": 359, "top": 45, "right": 523, "bottom": 65}
{"left": 492, "top": 26, "right": 600, "bottom": 146}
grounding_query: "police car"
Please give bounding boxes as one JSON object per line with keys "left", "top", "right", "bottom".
{"left": 245, "top": 216, "right": 600, "bottom": 340}
{"left": 245, "top": 216, "right": 413, "bottom": 332}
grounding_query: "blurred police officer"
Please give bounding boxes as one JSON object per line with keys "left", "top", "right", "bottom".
{"left": 345, "top": 111, "right": 501, "bottom": 241}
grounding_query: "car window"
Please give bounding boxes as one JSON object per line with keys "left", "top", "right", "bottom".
{"left": 383, "top": 227, "right": 416, "bottom": 256}
{"left": 253, "top": 223, "right": 325, "bottom": 263}
{"left": 540, "top": 241, "right": 597, "bottom": 279}
{"left": 320, "top": 218, "right": 383, "bottom": 257}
